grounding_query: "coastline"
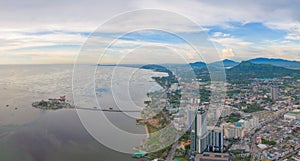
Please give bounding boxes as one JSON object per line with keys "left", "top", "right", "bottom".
{"left": 144, "top": 124, "right": 149, "bottom": 139}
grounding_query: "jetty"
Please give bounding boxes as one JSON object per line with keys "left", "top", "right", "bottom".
{"left": 75, "top": 107, "right": 141, "bottom": 112}
{"left": 33, "top": 96, "right": 140, "bottom": 113}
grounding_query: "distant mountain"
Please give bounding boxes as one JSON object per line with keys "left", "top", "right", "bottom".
{"left": 248, "top": 58, "right": 300, "bottom": 69}
{"left": 209, "top": 59, "right": 239, "bottom": 68}
{"left": 226, "top": 61, "right": 300, "bottom": 81}
{"left": 140, "top": 64, "right": 172, "bottom": 74}
{"left": 189, "top": 61, "right": 206, "bottom": 68}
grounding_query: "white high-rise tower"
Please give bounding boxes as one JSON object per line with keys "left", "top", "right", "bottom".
{"left": 196, "top": 107, "right": 209, "bottom": 153}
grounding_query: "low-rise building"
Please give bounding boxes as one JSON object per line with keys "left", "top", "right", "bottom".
{"left": 284, "top": 111, "right": 300, "bottom": 120}
{"left": 195, "top": 152, "right": 231, "bottom": 161}
{"left": 223, "top": 123, "right": 245, "bottom": 139}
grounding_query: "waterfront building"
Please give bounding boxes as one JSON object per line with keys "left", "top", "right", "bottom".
{"left": 132, "top": 151, "right": 148, "bottom": 158}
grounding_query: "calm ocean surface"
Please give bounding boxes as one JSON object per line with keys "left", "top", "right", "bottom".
{"left": 0, "top": 64, "right": 165, "bottom": 161}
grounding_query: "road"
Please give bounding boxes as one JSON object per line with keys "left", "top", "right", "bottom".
{"left": 166, "top": 142, "right": 178, "bottom": 161}
{"left": 279, "top": 148, "right": 300, "bottom": 161}
{"left": 250, "top": 129, "right": 260, "bottom": 161}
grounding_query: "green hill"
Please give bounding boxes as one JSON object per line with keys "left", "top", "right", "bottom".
{"left": 226, "top": 61, "right": 300, "bottom": 81}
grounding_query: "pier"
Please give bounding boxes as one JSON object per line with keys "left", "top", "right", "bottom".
{"left": 75, "top": 107, "right": 141, "bottom": 113}
{"left": 32, "top": 96, "right": 140, "bottom": 112}
{"left": 32, "top": 96, "right": 141, "bottom": 112}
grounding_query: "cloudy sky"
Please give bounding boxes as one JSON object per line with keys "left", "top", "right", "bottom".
{"left": 0, "top": 0, "right": 300, "bottom": 64}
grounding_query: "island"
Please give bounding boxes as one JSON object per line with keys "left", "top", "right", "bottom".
{"left": 32, "top": 95, "right": 74, "bottom": 110}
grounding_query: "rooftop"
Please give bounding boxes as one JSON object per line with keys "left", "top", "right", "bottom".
{"left": 195, "top": 152, "right": 230, "bottom": 161}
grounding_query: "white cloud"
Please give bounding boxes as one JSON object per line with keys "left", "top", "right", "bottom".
{"left": 285, "top": 33, "right": 300, "bottom": 40}
{"left": 0, "top": 0, "right": 299, "bottom": 34}
{"left": 212, "top": 32, "right": 230, "bottom": 38}
{"left": 210, "top": 37, "right": 253, "bottom": 48}
{"left": 284, "top": 26, "right": 300, "bottom": 41}
{"left": 1, "top": 0, "right": 300, "bottom": 63}
{"left": 221, "top": 48, "right": 235, "bottom": 59}
{"left": 213, "top": 32, "right": 223, "bottom": 37}
{"left": 0, "top": 31, "right": 87, "bottom": 51}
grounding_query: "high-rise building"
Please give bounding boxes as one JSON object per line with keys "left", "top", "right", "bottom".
{"left": 190, "top": 107, "right": 224, "bottom": 154}
{"left": 197, "top": 108, "right": 207, "bottom": 137}
{"left": 196, "top": 107, "right": 209, "bottom": 154}
{"left": 187, "top": 105, "right": 197, "bottom": 129}
{"left": 270, "top": 86, "right": 279, "bottom": 100}
{"left": 191, "top": 127, "right": 197, "bottom": 153}
{"left": 188, "top": 105, "right": 198, "bottom": 153}
{"left": 190, "top": 106, "right": 209, "bottom": 154}
{"left": 207, "top": 127, "right": 224, "bottom": 152}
